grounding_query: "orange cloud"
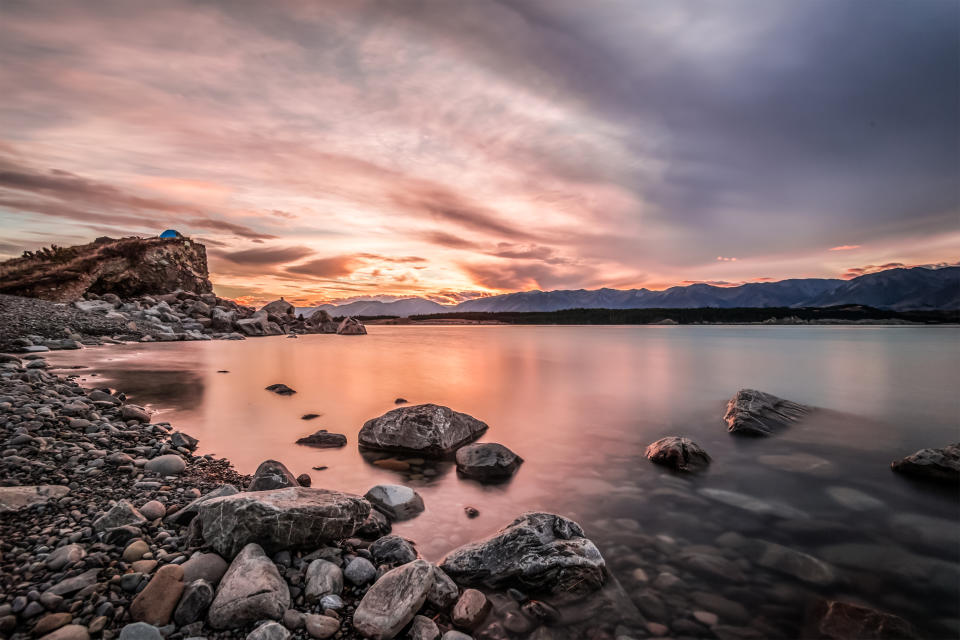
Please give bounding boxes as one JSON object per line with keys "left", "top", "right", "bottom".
{"left": 829, "top": 245, "right": 861, "bottom": 251}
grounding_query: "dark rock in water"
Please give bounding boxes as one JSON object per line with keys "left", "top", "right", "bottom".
{"left": 249, "top": 459, "right": 299, "bottom": 491}
{"left": 301, "top": 413, "right": 321, "bottom": 420}
{"left": 296, "top": 473, "right": 311, "bottom": 487}
{"left": 170, "top": 431, "right": 199, "bottom": 451}
{"left": 440, "top": 512, "right": 606, "bottom": 595}
{"left": 197, "top": 486, "right": 371, "bottom": 557}
{"left": 352, "top": 560, "right": 434, "bottom": 639}
{"left": 208, "top": 543, "right": 290, "bottom": 629}
{"left": 395, "top": 398, "right": 408, "bottom": 404}
{"left": 805, "top": 600, "right": 916, "bottom": 639}
{"left": 724, "top": 388, "right": 811, "bottom": 436}
{"left": 265, "top": 383, "right": 296, "bottom": 396}
{"left": 644, "top": 436, "right": 711, "bottom": 472}
{"left": 312, "top": 465, "right": 328, "bottom": 471}
{"left": 456, "top": 443, "right": 523, "bottom": 481}
{"left": 464, "top": 506, "right": 479, "bottom": 518}
{"left": 370, "top": 534, "right": 418, "bottom": 566}
{"left": 890, "top": 443, "right": 960, "bottom": 484}
{"left": 296, "top": 430, "right": 347, "bottom": 448}
{"left": 364, "top": 484, "right": 425, "bottom": 521}
{"left": 359, "top": 404, "right": 488, "bottom": 456}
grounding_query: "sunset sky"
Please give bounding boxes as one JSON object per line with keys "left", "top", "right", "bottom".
{"left": 1, "top": 1, "right": 957, "bottom": 306}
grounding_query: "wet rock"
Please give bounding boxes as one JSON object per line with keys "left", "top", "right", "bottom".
{"left": 247, "top": 621, "right": 290, "bottom": 640}
{"left": 144, "top": 454, "right": 186, "bottom": 475}
{"left": 370, "top": 534, "right": 418, "bottom": 566}
{"left": 428, "top": 566, "right": 460, "bottom": 609}
{"left": 174, "top": 579, "right": 214, "bottom": 626}
{"left": 826, "top": 486, "right": 884, "bottom": 511}
{"left": 699, "top": 488, "right": 809, "bottom": 519}
{"left": 805, "top": 600, "right": 916, "bottom": 639}
{"left": 248, "top": 459, "right": 299, "bottom": 491}
{"left": 452, "top": 589, "right": 491, "bottom": 630}
{"left": 644, "top": 436, "right": 711, "bottom": 472}
{"left": 0, "top": 485, "right": 70, "bottom": 513}
{"left": 352, "top": 560, "right": 434, "bottom": 639}
{"left": 440, "top": 512, "right": 605, "bottom": 595}
{"left": 181, "top": 553, "right": 229, "bottom": 585}
{"left": 265, "top": 384, "right": 296, "bottom": 396}
{"left": 464, "top": 506, "right": 479, "bottom": 518}
{"left": 757, "top": 453, "right": 835, "bottom": 475}
{"left": 118, "top": 623, "right": 163, "bottom": 640}
{"left": 120, "top": 404, "right": 151, "bottom": 423}
{"left": 409, "top": 615, "right": 441, "bottom": 640}
{"left": 304, "top": 559, "right": 343, "bottom": 601}
{"left": 170, "top": 431, "right": 199, "bottom": 451}
{"left": 303, "top": 614, "right": 339, "bottom": 639}
{"left": 336, "top": 317, "right": 367, "bottom": 335}
{"left": 198, "top": 486, "right": 370, "bottom": 557}
{"left": 295, "top": 430, "right": 347, "bottom": 448}
{"left": 208, "top": 543, "right": 290, "bottom": 629}
{"left": 364, "top": 484, "right": 425, "bottom": 521}
{"left": 344, "top": 557, "right": 377, "bottom": 585}
{"left": 358, "top": 404, "right": 488, "bottom": 456}
{"left": 891, "top": 443, "right": 960, "bottom": 484}
{"left": 296, "top": 473, "right": 311, "bottom": 487}
{"left": 744, "top": 539, "right": 835, "bottom": 585}
{"left": 724, "top": 389, "right": 811, "bottom": 436}
{"left": 455, "top": 443, "right": 524, "bottom": 481}
{"left": 94, "top": 500, "right": 147, "bottom": 532}
{"left": 130, "top": 564, "right": 184, "bottom": 625}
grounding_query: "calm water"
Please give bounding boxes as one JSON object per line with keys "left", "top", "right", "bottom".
{"left": 48, "top": 326, "right": 960, "bottom": 636}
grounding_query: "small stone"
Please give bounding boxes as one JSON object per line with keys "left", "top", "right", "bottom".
{"left": 282, "top": 610, "right": 304, "bottom": 630}
{"left": 304, "top": 559, "right": 343, "bottom": 601}
{"left": 246, "top": 621, "right": 290, "bottom": 640}
{"left": 33, "top": 613, "right": 73, "bottom": 635}
{"left": 408, "top": 615, "right": 440, "bottom": 640}
{"left": 46, "top": 544, "right": 86, "bottom": 570}
{"left": 296, "top": 473, "right": 311, "bottom": 487}
{"left": 38, "top": 625, "right": 90, "bottom": 640}
{"left": 693, "top": 611, "right": 718, "bottom": 626}
{"left": 304, "top": 614, "right": 339, "bottom": 639}
{"left": 144, "top": 454, "right": 186, "bottom": 476}
{"left": 119, "top": 622, "right": 163, "bottom": 640}
{"left": 181, "top": 553, "right": 228, "bottom": 585}
{"left": 344, "top": 557, "right": 377, "bottom": 585}
{"left": 370, "top": 535, "right": 418, "bottom": 566}
{"left": 140, "top": 500, "right": 166, "bottom": 520}
{"left": 173, "top": 579, "right": 214, "bottom": 626}
{"left": 452, "top": 589, "right": 491, "bottom": 630}
{"left": 123, "top": 540, "right": 150, "bottom": 563}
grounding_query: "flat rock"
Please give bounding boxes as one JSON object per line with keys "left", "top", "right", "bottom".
{"left": 208, "top": 543, "right": 290, "bottom": 629}
{"left": 364, "top": 484, "right": 425, "bottom": 521}
{"left": 0, "top": 485, "right": 69, "bottom": 513}
{"left": 165, "top": 484, "right": 238, "bottom": 526}
{"left": 724, "top": 389, "right": 811, "bottom": 436}
{"left": 644, "top": 437, "right": 711, "bottom": 472}
{"left": 891, "top": 443, "right": 960, "bottom": 484}
{"left": 440, "top": 512, "right": 606, "bottom": 595}
{"left": 456, "top": 443, "right": 524, "bottom": 481}
{"left": 248, "top": 459, "right": 299, "bottom": 491}
{"left": 804, "top": 600, "right": 916, "bottom": 639}
{"left": 352, "top": 560, "right": 434, "bottom": 639}
{"left": 198, "top": 486, "right": 370, "bottom": 557}
{"left": 38, "top": 625, "right": 90, "bottom": 640}
{"left": 358, "top": 404, "right": 488, "bottom": 456}
{"left": 296, "top": 430, "right": 347, "bottom": 448}
{"left": 46, "top": 568, "right": 100, "bottom": 596}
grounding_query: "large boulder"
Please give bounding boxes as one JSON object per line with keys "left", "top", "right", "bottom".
{"left": 210, "top": 307, "right": 236, "bottom": 332}
{"left": 236, "top": 310, "right": 270, "bottom": 337}
{"left": 364, "top": 485, "right": 425, "bottom": 521}
{"left": 208, "top": 543, "right": 290, "bottom": 629}
{"left": 306, "top": 309, "right": 333, "bottom": 328}
{"left": 165, "top": 485, "right": 238, "bottom": 526}
{"left": 440, "top": 513, "right": 606, "bottom": 595}
{"left": 197, "top": 486, "right": 370, "bottom": 558}
{"left": 336, "top": 317, "right": 367, "bottom": 335}
{"left": 724, "top": 389, "right": 811, "bottom": 436}
{"left": 248, "top": 460, "right": 298, "bottom": 491}
{"left": 644, "top": 436, "right": 711, "bottom": 472}
{"left": 260, "top": 299, "right": 295, "bottom": 318}
{"left": 359, "top": 404, "right": 488, "bottom": 457}
{"left": 455, "top": 443, "right": 523, "bottom": 481}
{"left": 891, "top": 443, "right": 959, "bottom": 484}
{"left": 352, "top": 560, "right": 434, "bottom": 639}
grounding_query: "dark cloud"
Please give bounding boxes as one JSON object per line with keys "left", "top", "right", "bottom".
{"left": 216, "top": 245, "right": 313, "bottom": 266}
{"left": 419, "top": 231, "right": 481, "bottom": 250}
{"left": 460, "top": 260, "right": 600, "bottom": 290}
{"left": 391, "top": 184, "right": 536, "bottom": 241}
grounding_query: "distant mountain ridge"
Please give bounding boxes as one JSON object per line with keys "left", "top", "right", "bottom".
{"left": 304, "top": 266, "right": 960, "bottom": 316}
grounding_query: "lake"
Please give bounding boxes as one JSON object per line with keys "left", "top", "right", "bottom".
{"left": 47, "top": 325, "right": 960, "bottom": 638}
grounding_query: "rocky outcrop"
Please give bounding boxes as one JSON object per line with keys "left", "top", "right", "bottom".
{"left": 358, "top": 404, "right": 488, "bottom": 456}
{"left": 336, "top": 317, "right": 367, "bottom": 335}
{"left": 0, "top": 236, "right": 212, "bottom": 302}
{"left": 207, "top": 543, "right": 290, "bottom": 629}
{"left": 440, "top": 513, "right": 606, "bottom": 595}
{"left": 890, "top": 443, "right": 960, "bottom": 483}
{"left": 352, "top": 560, "right": 434, "bottom": 639}
{"left": 260, "top": 299, "right": 295, "bottom": 319}
{"left": 724, "top": 389, "right": 811, "bottom": 436}
{"left": 455, "top": 443, "right": 523, "bottom": 481}
{"left": 295, "top": 430, "right": 347, "bottom": 448}
{"left": 644, "top": 436, "right": 711, "bottom": 472}
{"left": 197, "top": 486, "right": 370, "bottom": 557}
{"left": 804, "top": 600, "right": 916, "bottom": 639}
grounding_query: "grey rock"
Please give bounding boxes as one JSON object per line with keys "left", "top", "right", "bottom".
{"left": 891, "top": 443, "right": 960, "bottom": 484}
{"left": 246, "top": 621, "right": 290, "bottom": 640}
{"left": 119, "top": 622, "right": 163, "bottom": 640}
{"left": 358, "top": 404, "right": 488, "bottom": 456}
{"left": 165, "top": 485, "right": 238, "bottom": 526}
{"left": 304, "top": 559, "right": 343, "bottom": 602}
{"left": 198, "top": 486, "right": 370, "bottom": 558}
{"left": 295, "top": 430, "right": 347, "bottom": 448}
{"left": 352, "top": 560, "right": 434, "bottom": 639}
{"left": 440, "top": 512, "right": 606, "bottom": 595}
{"left": 319, "top": 594, "right": 343, "bottom": 611}
{"left": 208, "top": 543, "right": 290, "bottom": 629}
{"left": 370, "top": 534, "right": 418, "bottom": 566}
{"left": 724, "top": 389, "right": 811, "bottom": 436}
{"left": 144, "top": 454, "right": 186, "bottom": 475}
{"left": 182, "top": 553, "right": 229, "bottom": 586}
{"left": 409, "top": 615, "right": 441, "bottom": 640}
{"left": 364, "top": 484, "right": 424, "bottom": 521}
{"left": 174, "top": 579, "right": 214, "bottom": 626}
{"left": 0, "top": 485, "right": 70, "bottom": 513}
{"left": 355, "top": 508, "right": 392, "bottom": 539}
{"left": 455, "top": 443, "right": 523, "bottom": 481}
{"left": 93, "top": 501, "right": 147, "bottom": 532}
{"left": 644, "top": 436, "right": 711, "bottom": 472}
{"left": 303, "top": 614, "right": 339, "bottom": 639}
{"left": 120, "top": 404, "right": 151, "bottom": 423}
{"left": 265, "top": 384, "right": 296, "bottom": 396}
{"left": 743, "top": 540, "right": 835, "bottom": 585}
{"left": 46, "top": 568, "right": 100, "bottom": 596}
{"left": 248, "top": 460, "right": 298, "bottom": 491}
{"left": 170, "top": 432, "right": 199, "bottom": 451}
{"left": 427, "top": 566, "right": 459, "bottom": 609}
{"left": 344, "top": 557, "right": 377, "bottom": 585}
{"left": 336, "top": 317, "right": 367, "bottom": 335}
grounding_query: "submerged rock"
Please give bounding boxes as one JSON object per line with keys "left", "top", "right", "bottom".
{"left": 744, "top": 539, "right": 835, "bottom": 586}
{"left": 890, "top": 443, "right": 960, "bottom": 484}
{"left": 805, "top": 600, "right": 916, "bottom": 639}
{"left": 208, "top": 543, "right": 290, "bottom": 629}
{"left": 198, "top": 486, "right": 370, "bottom": 557}
{"left": 440, "top": 512, "right": 606, "bottom": 595}
{"left": 644, "top": 436, "right": 711, "bottom": 472}
{"left": 359, "top": 404, "right": 488, "bottom": 456}
{"left": 455, "top": 443, "right": 523, "bottom": 481}
{"left": 248, "top": 460, "right": 299, "bottom": 491}
{"left": 364, "top": 484, "right": 425, "bottom": 521}
{"left": 295, "top": 430, "right": 347, "bottom": 448}
{"left": 352, "top": 560, "right": 434, "bottom": 639}
{"left": 724, "top": 389, "right": 811, "bottom": 436}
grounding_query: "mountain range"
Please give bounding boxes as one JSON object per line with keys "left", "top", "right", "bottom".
{"left": 302, "top": 266, "right": 960, "bottom": 317}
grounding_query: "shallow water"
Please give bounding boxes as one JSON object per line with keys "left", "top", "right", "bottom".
{"left": 48, "top": 326, "right": 960, "bottom": 636}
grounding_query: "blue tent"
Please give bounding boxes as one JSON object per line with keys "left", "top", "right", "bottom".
{"left": 159, "top": 229, "right": 182, "bottom": 238}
